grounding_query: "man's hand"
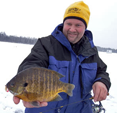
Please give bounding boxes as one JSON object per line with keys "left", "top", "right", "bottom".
{"left": 92, "top": 82, "right": 108, "bottom": 102}
{"left": 13, "top": 96, "right": 48, "bottom": 108}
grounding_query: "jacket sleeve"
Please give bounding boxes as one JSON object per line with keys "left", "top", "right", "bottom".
{"left": 17, "top": 38, "right": 49, "bottom": 73}
{"left": 95, "top": 54, "right": 111, "bottom": 91}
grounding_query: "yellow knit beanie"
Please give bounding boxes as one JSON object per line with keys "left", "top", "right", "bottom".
{"left": 63, "top": 1, "right": 90, "bottom": 28}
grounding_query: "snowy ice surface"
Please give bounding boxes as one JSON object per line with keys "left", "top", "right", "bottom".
{"left": 0, "top": 42, "right": 117, "bottom": 113}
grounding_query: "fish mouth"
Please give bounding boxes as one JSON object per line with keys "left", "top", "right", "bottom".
{"left": 5, "top": 85, "right": 21, "bottom": 96}
{"left": 5, "top": 85, "right": 9, "bottom": 92}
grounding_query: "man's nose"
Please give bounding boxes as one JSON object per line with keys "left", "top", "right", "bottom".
{"left": 69, "top": 26, "right": 76, "bottom": 32}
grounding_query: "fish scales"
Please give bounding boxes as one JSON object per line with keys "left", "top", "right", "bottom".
{"left": 50, "top": 70, "right": 52, "bottom": 99}
{"left": 34, "top": 69, "right": 40, "bottom": 99}
{"left": 29, "top": 68, "right": 43, "bottom": 101}
{"left": 53, "top": 72, "right": 57, "bottom": 98}
{"left": 28, "top": 70, "right": 35, "bottom": 92}
{"left": 22, "top": 69, "right": 40, "bottom": 101}
{"left": 38, "top": 70, "right": 41, "bottom": 96}
{"left": 23, "top": 70, "right": 32, "bottom": 100}
{"left": 29, "top": 74, "right": 34, "bottom": 100}
{"left": 45, "top": 69, "right": 49, "bottom": 101}
{"left": 46, "top": 70, "right": 49, "bottom": 100}
{"left": 43, "top": 70, "right": 57, "bottom": 101}
{"left": 46, "top": 69, "right": 55, "bottom": 101}
{"left": 47, "top": 70, "right": 51, "bottom": 100}
{"left": 49, "top": 70, "right": 53, "bottom": 100}
{"left": 56, "top": 73, "right": 60, "bottom": 94}
{"left": 50, "top": 71, "right": 53, "bottom": 98}
{"left": 53, "top": 72, "right": 60, "bottom": 99}
{"left": 39, "top": 68, "right": 44, "bottom": 101}
{"left": 43, "top": 69, "right": 46, "bottom": 100}
{"left": 27, "top": 70, "right": 33, "bottom": 93}
{"left": 47, "top": 72, "right": 51, "bottom": 98}
{"left": 41, "top": 69, "right": 56, "bottom": 101}
{"left": 33, "top": 69, "right": 39, "bottom": 98}
{"left": 46, "top": 73, "right": 49, "bottom": 100}
{"left": 38, "top": 68, "right": 51, "bottom": 101}
{"left": 53, "top": 72, "right": 56, "bottom": 96}
{"left": 32, "top": 72, "right": 36, "bottom": 93}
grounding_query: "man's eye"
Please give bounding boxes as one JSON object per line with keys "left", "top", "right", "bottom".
{"left": 67, "top": 23, "right": 71, "bottom": 26}
{"left": 76, "top": 24, "right": 80, "bottom": 27}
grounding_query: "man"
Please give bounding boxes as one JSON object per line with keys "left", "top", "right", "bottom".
{"left": 13, "top": 1, "right": 111, "bottom": 113}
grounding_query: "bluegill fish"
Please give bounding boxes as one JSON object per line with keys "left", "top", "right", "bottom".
{"left": 5, "top": 67, "right": 75, "bottom": 106}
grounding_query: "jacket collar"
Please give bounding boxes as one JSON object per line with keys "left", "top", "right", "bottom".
{"left": 51, "top": 23, "right": 72, "bottom": 51}
{"left": 51, "top": 23, "right": 97, "bottom": 57}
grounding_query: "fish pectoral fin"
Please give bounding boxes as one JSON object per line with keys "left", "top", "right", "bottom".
{"left": 30, "top": 101, "right": 40, "bottom": 107}
{"left": 50, "top": 94, "right": 63, "bottom": 102}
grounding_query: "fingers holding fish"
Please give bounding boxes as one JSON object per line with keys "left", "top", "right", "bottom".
{"left": 13, "top": 96, "right": 48, "bottom": 108}
{"left": 13, "top": 96, "right": 20, "bottom": 104}
{"left": 22, "top": 100, "right": 48, "bottom": 108}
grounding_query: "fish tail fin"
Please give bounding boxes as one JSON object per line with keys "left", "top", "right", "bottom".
{"left": 65, "top": 83, "right": 75, "bottom": 96}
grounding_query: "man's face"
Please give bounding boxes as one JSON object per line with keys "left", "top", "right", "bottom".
{"left": 63, "top": 19, "right": 85, "bottom": 44}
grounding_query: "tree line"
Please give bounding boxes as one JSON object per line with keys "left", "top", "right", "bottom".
{"left": 0, "top": 32, "right": 37, "bottom": 45}
{"left": 97, "top": 46, "right": 117, "bottom": 53}
{"left": 0, "top": 32, "right": 117, "bottom": 53}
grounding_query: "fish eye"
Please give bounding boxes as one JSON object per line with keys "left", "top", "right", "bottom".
{"left": 24, "top": 83, "right": 28, "bottom": 87}
{"left": 10, "top": 83, "right": 15, "bottom": 87}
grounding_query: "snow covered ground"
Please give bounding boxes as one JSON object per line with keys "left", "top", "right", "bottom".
{"left": 0, "top": 41, "right": 117, "bottom": 113}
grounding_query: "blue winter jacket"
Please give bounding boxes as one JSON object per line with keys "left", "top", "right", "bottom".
{"left": 18, "top": 24, "right": 111, "bottom": 113}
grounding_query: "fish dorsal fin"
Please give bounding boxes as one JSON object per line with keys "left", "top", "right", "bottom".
{"left": 55, "top": 72, "right": 64, "bottom": 78}
{"left": 38, "top": 67, "right": 64, "bottom": 78}
{"left": 58, "top": 73, "right": 64, "bottom": 78}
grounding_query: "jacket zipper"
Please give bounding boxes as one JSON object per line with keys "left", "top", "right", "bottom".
{"left": 76, "top": 55, "right": 84, "bottom": 98}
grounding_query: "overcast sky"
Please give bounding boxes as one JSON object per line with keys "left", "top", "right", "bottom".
{"left": 0, "top": 0, "right": 117, "bottom": 49}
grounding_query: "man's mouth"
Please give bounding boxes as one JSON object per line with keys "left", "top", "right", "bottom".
{"left": 68, "top": 33, "right": 77, "bottom": 37}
